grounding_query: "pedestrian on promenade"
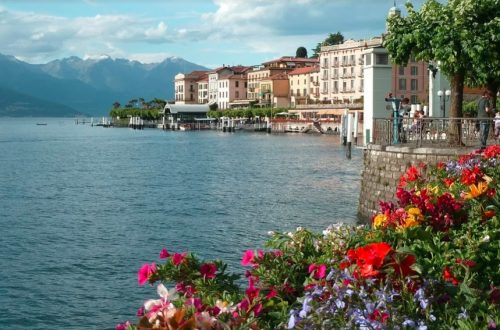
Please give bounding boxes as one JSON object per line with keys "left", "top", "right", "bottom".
{"left": 477, "top": 91, "right": 492, "bottom": 149}
{"left": 494, "top": 111, "right": 500, "bottom": 139}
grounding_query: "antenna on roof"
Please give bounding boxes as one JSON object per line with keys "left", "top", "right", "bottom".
{"left": 394, "top": 0, "right": 396, "bottom": 6}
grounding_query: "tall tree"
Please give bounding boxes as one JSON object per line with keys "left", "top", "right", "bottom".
{"left": 296, "top": 46, "right": 308, "bottom": 58}
{"left": 384, "top": 0, "right": 499, "bottom": 144}
{"left": 311, "top": 32, "right": 344, "bottom": 58}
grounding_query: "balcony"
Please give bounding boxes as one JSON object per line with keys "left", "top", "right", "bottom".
{"left": 320, "top": 89, "right": 329, "bottom": 94}
{"left": 333, "top": 61, "right": 340, "bottom": 67}
{"left": 322, "top": 74, "right": 329, "bottom": 80}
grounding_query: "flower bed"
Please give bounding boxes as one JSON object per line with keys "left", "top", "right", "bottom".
{"left": 118, "top": 146, "right": 500, "bottom": 330}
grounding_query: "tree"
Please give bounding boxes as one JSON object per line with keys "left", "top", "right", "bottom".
{"left": 311, "top": 32, "right": 344, "bottom": 58}
{"left": 384, "top": 0, "right": 499, "bottom": 144}
{"left": 296, "top": 47, "right": 308, "bottom": 58}
{"left": 112, "top": 101, "right": 121, "bottom": 109}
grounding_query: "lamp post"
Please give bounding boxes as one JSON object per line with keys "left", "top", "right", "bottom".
{"left": 437, "top": 89, "right": 451, "bottom": 117}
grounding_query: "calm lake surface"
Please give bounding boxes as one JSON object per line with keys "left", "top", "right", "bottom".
{"left": 0, "top": 118, "right": 362, "bottom": 330}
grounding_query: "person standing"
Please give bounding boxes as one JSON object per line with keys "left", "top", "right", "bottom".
{"left": 477, "top": 91, "right": 492, "bottom": 148}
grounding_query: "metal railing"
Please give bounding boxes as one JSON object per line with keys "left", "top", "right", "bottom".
{"left": 373, "top": 117, "right": 497, "bottom": 147}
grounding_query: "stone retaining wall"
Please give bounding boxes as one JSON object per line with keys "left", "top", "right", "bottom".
{"left": 357, "top": 145, "right": 476, "bottom": 222}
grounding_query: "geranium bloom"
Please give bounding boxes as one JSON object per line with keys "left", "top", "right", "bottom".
{"left": 443, "top": 267, "right": 460, "bottom": 285}
{"left": 463, "top": 181, "right": 488, "bottom": 200}
{"left": 159, "top": 248, "right": 170, "bottom": 259}
{"left": 200, "top": 263, "right": 217, "bottom": 279}
{"left": 406, "top": 165, "right": 420, "bottom": 182}
{"left": 241, "top": 250, "right": 255, "bottom": 266}
{"left": 172, "top": 252, "right": 187, "bottom": 266}
{"left": 347, "top": 242, "right": 392, "bottom": 278}
{"left": 308, "top": 263, "right": 327, "bottom": 279}
{"left": 138, "top": 262, "right": 156, "bottom": 285}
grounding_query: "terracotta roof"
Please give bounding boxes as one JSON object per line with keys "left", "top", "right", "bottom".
{"left": 269, "top": 72, "right": 289, "bottom": 80}
{"left": 288, "top": 66, "right": 320, "bottom": 75}
{"left": 197, "top": 73, "right": 209, "bottom": 82}
{"left": 185, "top": 70, "right": 209, "bottom": 79}
{"left": 262, "top": 56, "right": 319, "bottom": 65}
{"left": 219, "top": 73, "right": 247, "bottom": 80}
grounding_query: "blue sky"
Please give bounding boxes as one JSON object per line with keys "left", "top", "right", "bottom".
{"left": 0, "top": 0, "right": 426, "bottom": 68}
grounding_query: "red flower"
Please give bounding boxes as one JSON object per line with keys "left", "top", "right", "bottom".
{"left": 456, "top": 258, "right": 476, "bottom": 268}
{"left": 443, "top": 178, "right": 455, "bottom": 187}
{"left": 172, "top": 252, "right": 187, "bottom": 266}
{"left": 137, "top": 262, "right": 156, "bottom": 285}
{"left": 392, "top": 255, "right": 416, "bottom": 277}
{"left": 437, "top": 161, "right": 446, "bottom": 170}
{"left": 347, "top": 242, "right": 392, "bottom": 278}
{"left": 487, "top": 188, "right": 497, "bottom": 198}
{"left": 406, "top": 166, "right": 420, "bottom": 182}
{"left": 200, "top": 263, "right": 218, "bottom": 279}
{"left": 461, "top": 166, "right": 483, "bottom": 185}
{"left": 443, "top": 267, "right": 460, "bottom": 285}
{"left": 483, "top": 210, "right": 496, "bottom": 219}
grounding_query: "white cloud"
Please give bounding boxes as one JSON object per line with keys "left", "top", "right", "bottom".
{"left": 0, "top": 0, "right": 427, "bottom": 65}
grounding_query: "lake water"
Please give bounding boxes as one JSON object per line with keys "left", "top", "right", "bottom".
{"left": 0, "top": 118, "right": 362, "bottom": 329}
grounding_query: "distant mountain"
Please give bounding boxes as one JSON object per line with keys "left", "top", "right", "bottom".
{"left": 0, "top": 53, "right": 209, "bottom": 117}
{"left": 0, "top": 86, "right": 83, "bottom": 117}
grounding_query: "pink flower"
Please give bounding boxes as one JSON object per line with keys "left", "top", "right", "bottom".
{"left": 241, "top": 250, "right": 255, "bottom": 266}
{"left": 308, "top": 263, "right": 327, "bottom": 279}
{"left": 253, "top": 303, "right": 263, "bottom": 316}
{"left": 266, "top": 287, "right": 278, "bottom": 299}
{"left": 136, "top": 306, "right": 144, "bottom": 317}
{"left": 172, "top": 252, "right": 187, "bottom": 266}
{"left": 116, "top": 321, "right": 131, "bottom": 330}
{"left": 159, "top": 248, "right": 170, "bottom": 259}
{"left": 200, "top": 263, "right": 218, "bottom": 279}
{"left": 137, "top": 262, "right": 156, "bottom": 285}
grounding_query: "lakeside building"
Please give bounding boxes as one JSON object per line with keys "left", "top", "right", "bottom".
{"left": 248, "top": 56, "right": 319, "bottom": 107}
{"left": 197, "top": 73, "right": 209, "bottom": 104}
{"left": 174, "top": 71, "right": 209, "bottom": 104}
{"left": 207, "top": 65, "right": 251, "bottom": 109}
{"left": 288, "top": 66, "right": 320, "bottom": 107}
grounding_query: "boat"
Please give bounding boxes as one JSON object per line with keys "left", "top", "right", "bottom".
{"left": 36, "top": 123, "right": 47, "bottom": 126}
{"left": 179, "top": 124, "right": 191, "bottom": 131}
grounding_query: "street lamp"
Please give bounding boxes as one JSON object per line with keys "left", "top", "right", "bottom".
{"left": 437, "top": 89, "right": 451, "bottom": 117}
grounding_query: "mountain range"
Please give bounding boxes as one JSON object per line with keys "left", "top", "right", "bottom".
{"left": 0, "top": 53, "right": 209, "bottom": 117}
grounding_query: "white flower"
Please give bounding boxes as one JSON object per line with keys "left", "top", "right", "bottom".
{"left": 296, "top": 226, "right": 304, "bottom": 232}
{"left": 267, "top": 231, "right": 275, "bottom": 236}
{"left": 481, "top": 235, "right": 490, "bottom": 242}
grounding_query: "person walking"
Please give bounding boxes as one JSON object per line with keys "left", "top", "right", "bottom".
{"left": 477, "top": 91, "right": 492, "bottom": 149}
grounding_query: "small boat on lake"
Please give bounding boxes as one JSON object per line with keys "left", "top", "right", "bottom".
{"left": 36, "top": 123, "right": 47, "bottom": 126}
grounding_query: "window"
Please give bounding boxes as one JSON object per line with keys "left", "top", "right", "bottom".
{"left": 399, "top": 65, "right": 405, "bottom": 75}
{"left": 296, "top": 89, "right": 300, "bottom": 96}
{"left": 365, "top": 54, "right": 371, "bottom": 66}
{"left": 236, "top": 91, "right": 240, "bottom": 98}
{"left": 343, "top": 81, "right": 347, "bottom": 91}
{"left": 235, "top": 81, "right": 239, "bottom": 88}
{"left": 350, "top": 55, "right": 355, "bottom": 64}
{"left": 244, "top": 82, "right": 247, "bottom": 88}
{"left": 351, "top": 80, "right": 354, "bottom": 90}
{"left": 303, "top": 88, "right": 307, "bottom": 96}
{"left": 411, "top": 66, "right": 418, "bottom": 75}
{"left": 375, "top": 54, "right": 389, "bottom": 65}
{"left": 411, "top": 79, "right": 418, "bottom": 91}
{"left": 291, "top": 90, "right": 294, "bottom": 96}
{"left": 411, "top": 95, "right": 418, "bottom": 104}
{"left": 399, "top": 78, "right": 406, "bottom": 90}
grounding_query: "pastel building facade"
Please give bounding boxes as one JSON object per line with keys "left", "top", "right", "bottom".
{"left": 174, "top": 71, "right": 208, "bottom": 104}
{"left": 247, "top": 56, "right": 318, "bottom": 107}
{"left": 288, "top": 66, "right": 320, "bottom": 106}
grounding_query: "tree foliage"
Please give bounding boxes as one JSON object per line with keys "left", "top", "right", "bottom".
{"left": 296, "top": 46, "right": 308, "bottom": 58}
{"left": 311, "top": 32, "right": 344, "bottom": 58}
{"left": 384, "top": 0, "right": 500, "bottom": 143}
